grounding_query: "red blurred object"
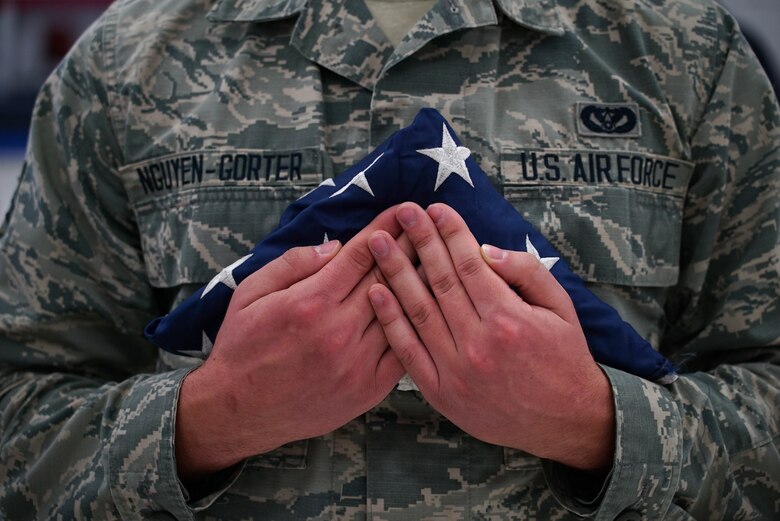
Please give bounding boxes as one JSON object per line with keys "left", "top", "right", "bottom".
{"left": 46, "top": 26, "right": 71, "bottom": 60}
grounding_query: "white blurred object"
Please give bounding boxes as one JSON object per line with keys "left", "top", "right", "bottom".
{"left": 718, "top": 0, "right": 780, "bottom": 93}
{"left": 397, "top": 373, "right": 419, "bottom": 392}
{"left": 0, "top": 4, "right": 46, "bottom": 96}
{"left": 0, "top": 2, "right": 107, "bottom": 96}
{"left": 0, "top": 4, "right": 18, "bottom": 97}
{"left": 0, "top": 2, "right": 111, "bottom": 220}
{"left": 0, "top": 153, "right": 22, "bottom": 219}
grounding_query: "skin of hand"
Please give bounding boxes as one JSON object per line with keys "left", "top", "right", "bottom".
{"left": 366, "top": 202, "right": 615, "bottom": 472}
{"left": 176, "top": 207, "right": 415, "bottom": 483}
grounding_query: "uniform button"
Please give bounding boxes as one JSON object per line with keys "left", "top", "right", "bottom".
{"left": 615, "top": 511, "right": 642, "bottom": 521}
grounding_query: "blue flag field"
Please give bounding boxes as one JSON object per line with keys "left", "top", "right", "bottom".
{"left": 145, "top": 109, "right": 677, "bottom": 385}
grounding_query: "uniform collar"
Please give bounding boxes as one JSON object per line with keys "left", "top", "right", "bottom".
{"left": 207, "top": 0, "right": 565, "bottom": 36}
{"left": 207, "top": 0, "right": 564, "bottom": 89}
{"left": 207, "top": 0, "right": 308, "bottom": 22}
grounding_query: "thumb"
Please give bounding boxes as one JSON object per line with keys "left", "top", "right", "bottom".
{"left": 232, "top": 240, "right": 342, "bottom": 310}
{"left": 480, "top": 244, "right": 577, "bottom": 323}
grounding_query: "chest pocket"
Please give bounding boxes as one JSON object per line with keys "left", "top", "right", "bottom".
{"left": 120, "top": 148, "right": 332, "bottom": 288}
{"left": 500, "top": 148, "right": 694, "bottom": 287}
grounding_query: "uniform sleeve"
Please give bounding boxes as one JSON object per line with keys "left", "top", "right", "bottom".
{"left": 543, "top": 11, "right": 780, "bottom": 521}
{"left": 0, "top": 7, "right": 236, "bottom": 520}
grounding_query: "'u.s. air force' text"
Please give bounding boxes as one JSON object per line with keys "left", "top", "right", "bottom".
{"left": 137, "top": 152, "right": 304, "bottom": 195}
{"left": 502, "top": 151, "right": 689, "bottom": 193}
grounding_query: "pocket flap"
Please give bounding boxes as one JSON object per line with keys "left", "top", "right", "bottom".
{"left": 120, "top": 148, "right": 330, "bottom": 287}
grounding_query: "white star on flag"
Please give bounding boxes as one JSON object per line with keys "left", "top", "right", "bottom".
{"left": 526, "top": 235, "right": 559, "bottom": 270}
{"left": 330, "top": 153, "right": 384, "bottom": 198}
{"left": 201, "top": 253, "right": 253, "bottom": 298}
{"left": 417, "top": 123, "right": 473, "bottom": 191}
{"left": 174, "top": 332, "right": 214, "bottom": 359}
{"left": 298, "top": 178, "right": 336, "bottom": 200}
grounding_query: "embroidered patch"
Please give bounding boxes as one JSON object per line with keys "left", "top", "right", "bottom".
{"left": 576, "top": 102, "right": 641, "bottom": 138}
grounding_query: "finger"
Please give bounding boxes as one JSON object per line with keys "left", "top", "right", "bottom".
{"left": 232, "top": 240, "right": 342, "bottom": 310}
{"left": 361, "top": 318, "right": 389, "bottom": 358}
{"left": 373, "top": 347, "right": 406, "bottom": 400}
{"left": 314, "top": 206, "right": 404, "bottom": 302}
{"left": 394, "top": 203, "right": 478, "bottom": 326}
{"left": 368, "top": 230, "right": 458, "bottom": 361}
{"left": 397, "top": 236, "right": 428, "bottom": 287}
{"left": 345, "top": 227, "right": 418, "bottom": 302}
{"left": 368, "top": 284, "right": 440, "bottom": 395}
{"left": 341, "top": 231, "right": 420, "bottom": 328}
{"left": 481, "top": 244, "right": 578, "bottom": 323}
{"left": 416, "top": 264, "right": 429, "bottom": 288}
{"left": 396, "top": 232, "right": 418, "bottom": 265}
{"left": 426, "top": 203, "right": 510, "bottom": 315}
{"left": 356, "top": 322, "right": 404, "bottom": 406}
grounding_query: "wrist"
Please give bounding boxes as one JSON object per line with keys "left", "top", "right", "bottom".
{"left": 544, "top": 366, "right": 616, "bottom": 472}
{"left": 574, "top": 367, "right": 615, "bottom": 472}
{"left": 175, "top": 365, "right": 246, "bottom": 483}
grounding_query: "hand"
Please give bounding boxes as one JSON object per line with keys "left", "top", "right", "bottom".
{"left": 366, "top": 203, "right": 615, "bottom": 472}
{"left": 176, "top": 207, "right": 410, "bottom": 482}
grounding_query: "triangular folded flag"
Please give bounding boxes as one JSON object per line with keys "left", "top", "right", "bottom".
{"left": 145, "top": 109, "right": 677, "bottom": 385}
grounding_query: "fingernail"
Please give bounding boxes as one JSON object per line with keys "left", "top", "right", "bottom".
{"left": 369, "top": 235, "right": 389, "bottom": 257}
{"left": 427, "top": 205, "right": 444, "bottom": 224}
{"left": 397, "top": 206, "right": 417, "bottom": 228}
{"left": 315, "top": 240, "right": 339, "bottom": 255}
{"left": 368, "top": 289, "right": 385, "bottom": 306}
{"left": 481, "top": 244, "right": 506, "bottom": 260}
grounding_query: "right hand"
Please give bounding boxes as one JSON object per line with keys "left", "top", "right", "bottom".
{"left": 175, "top": 207, "right": 409, "bottom": 482}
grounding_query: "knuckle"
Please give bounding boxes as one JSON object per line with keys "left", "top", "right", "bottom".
{"left": 518, "top": 252, "right": 542, "bottom": 273}
{"left": 221, "top": 308, "right": 249, "bottom": 337}
{"left": 455, "top": 255, "right": 484, "bottom": 280}
{"left": 375, "top": 306, "right": 399, "bottom": 328}
{"left": 465, "top": 345, "right": 495, "bottom": 373}
{"left": 320, "top": 328, "right": 351, "bottom": 355}
{"left": 438, "top": 221, "right": 461, "bottom": 242}
{"left": 490, "top": 313, "right": 521, "bottom": 344}
{"left": 396, "top": 343, "right": 418, "bottom": 368}
{"left": 429, "top": 271, "right": 458, "bottom": 297}
{"left": 346, "top": 246, "right": 375, "bottom": 272}
{"left": 380, "top": 258, "right": 406, "bottom": 281}
{"left": 291, "top": 292, "right": 325, "bottom": 321}
{"left": 370, "top": 266, "right": 388, "bottom": 286}
{"left": 230, "top": 283, "right": 250, "bottom": 310}
{"left": 409, "top": 300, "right": 434, "bottom": 328}
{"left": 411, "top": 229, "right": 436, "bottom": 250}
{"left": 280, "top": 247, "right": 304, "bottom": 270}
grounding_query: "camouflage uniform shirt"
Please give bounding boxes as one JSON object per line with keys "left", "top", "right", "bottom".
{"left": 1, "top": 0, "right": 778, "bottom": 519}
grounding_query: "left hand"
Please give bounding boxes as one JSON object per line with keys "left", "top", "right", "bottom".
{"left": 366, "top": 202, "right": 615, "bottom": 472}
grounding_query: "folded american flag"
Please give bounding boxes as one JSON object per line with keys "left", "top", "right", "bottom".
{"left": 145, "top": 108, "right": 677, "bottom": 384}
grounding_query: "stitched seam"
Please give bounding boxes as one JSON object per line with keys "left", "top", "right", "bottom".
{"left": 102, "top": 0, "right": 127, "bottom": 167}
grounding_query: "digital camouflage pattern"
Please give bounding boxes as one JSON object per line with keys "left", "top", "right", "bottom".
{"left": 0, "top": 0, "right": 778, "bottom": 519}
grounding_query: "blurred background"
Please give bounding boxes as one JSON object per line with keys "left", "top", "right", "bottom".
{"left": 0, "top": 0, "right": 779, "bottom": 218}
